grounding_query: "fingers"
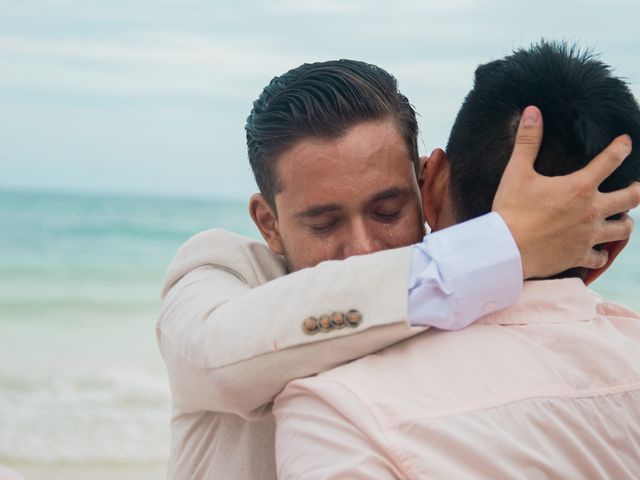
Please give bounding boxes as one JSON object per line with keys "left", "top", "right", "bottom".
{"left": 575, "top": 134, "right": 632, "bottom": 186}
{"left": 504, "top": 106, "right": 544, "bottom": 175}
{"left": 598, "top": 182, "right": 640, "bottom": 218}
{"left": 595, "top": 213, "right": 635, "bottom": 244}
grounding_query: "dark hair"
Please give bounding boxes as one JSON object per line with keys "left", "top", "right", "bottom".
{"left": 245, "top": 59, "right": 419, "bottom": 208}
{"left": 446, "top": 40, "right": 640, "bottom": 225}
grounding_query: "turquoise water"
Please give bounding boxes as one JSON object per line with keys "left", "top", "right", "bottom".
{"left": 0, "top": 189, "right": 256, "bottom": 465}
{"left": 0, "top": 189, "right": 257, "bottom": 313}
{"left": 0, "top": 189, "right": 638, "bottom": 465}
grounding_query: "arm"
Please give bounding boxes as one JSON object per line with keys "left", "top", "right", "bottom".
{"left": 157, "top": 217, "right": 520, "bottom": 419}
{"left": 158, "top": 228, "right": 420, "bottom": 419}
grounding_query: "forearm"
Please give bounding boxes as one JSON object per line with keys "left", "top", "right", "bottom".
{"left": 158, "top": 244, "right": 418, "bottom": 419}
{"left": 159, "top": 317, "right": 422, "bottom": 419}
{"left": 158, "top": 217, "right": 524, "bottom": 419}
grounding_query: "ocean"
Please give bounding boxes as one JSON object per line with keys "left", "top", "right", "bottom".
{"left": 0, "top": 189, "right": 639, "bottom": 476}
{"left": 0, "top": 189, "right": 254, "bottom": 476}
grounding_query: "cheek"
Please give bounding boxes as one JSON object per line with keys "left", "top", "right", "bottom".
{"left": 380, "top": 209, "right": 424, "bottom": 247}
{"left": 382, "top": 227, "right": 421, "bottom": 248}
{"left": 282, "top": 230, "right": 341, "bottom": 269}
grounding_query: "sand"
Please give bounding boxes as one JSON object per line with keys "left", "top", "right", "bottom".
{"left": 1, "top": 461, "right": 166, "bottom": 480}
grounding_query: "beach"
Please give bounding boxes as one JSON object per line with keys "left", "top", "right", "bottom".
{"left": 0, "top": 190, "right": 253, "bottom": 479}
{"left": 1, "top": 462, "right": 166, "bottom": 480}
{"left": 0, "top": 189, "right": 639, "bottom": 479}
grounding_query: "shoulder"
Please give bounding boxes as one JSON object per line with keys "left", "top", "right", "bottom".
{"left": 276, "top": 346, "right": 401, "bottom": 414}
{"left": 161, "top": 229, "right": 287, "bottom": 298}
{"left": 174, "top": 229, "right": 271, "bottom": 265}
{"left": 590, "top": 289, "right": 640, "bottom": 319}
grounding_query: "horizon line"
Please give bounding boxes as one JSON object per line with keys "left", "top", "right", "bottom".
{"left": 0, "top": 184, "right": 253, "bottom": 204}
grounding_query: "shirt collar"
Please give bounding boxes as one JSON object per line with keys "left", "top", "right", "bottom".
{"left": 477, "top": 278, "right": 599, "bottom": 326}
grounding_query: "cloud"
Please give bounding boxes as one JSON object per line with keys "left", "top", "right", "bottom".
{"left": 2, "top": 0, "right": 640, "bottom": 198}
{"left": 268, "top": 0, "right": 478, "bottom": 16}
{"left": 0, "top": 33, "right": 303, "bottom": 98}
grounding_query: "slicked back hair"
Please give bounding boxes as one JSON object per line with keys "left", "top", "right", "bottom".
{"left": 446, "top": 41, "right": 640, "bottom": 226}
{"left": 245, "top": 59, "right": 419, "bottom": 209}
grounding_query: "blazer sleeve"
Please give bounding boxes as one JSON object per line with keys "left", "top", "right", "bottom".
{"left": 156, "top": 229, "right": 425, "bottom": 420}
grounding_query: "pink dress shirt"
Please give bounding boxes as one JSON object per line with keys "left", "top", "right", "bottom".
{"left": 275, "top": 279, "right": 640, "bottom": 479}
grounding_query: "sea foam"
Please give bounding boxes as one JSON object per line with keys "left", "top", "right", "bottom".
{"left": 0, "top": 368, "right": 170, "bottom": 464}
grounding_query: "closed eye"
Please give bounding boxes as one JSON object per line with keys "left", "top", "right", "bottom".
{"left": 375, "top": 210, "right": 402, "bottom": 222}
{"left": 308, "top": 219, "right": 340, "bottom": 234}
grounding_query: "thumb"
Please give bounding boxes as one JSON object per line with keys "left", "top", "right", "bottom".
{"left": 505, "top": 105, "right": 544, "bottom": 175}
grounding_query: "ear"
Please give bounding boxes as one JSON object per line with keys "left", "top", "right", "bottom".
{"left": 584, "top": 239, "right": 628, "bottom": 285}
{"left": 418, "top": 155, "right": 429, "bottom": 184}
{"left": 419, "top": 148, "right": 450, "bottom": 230}
{"left": 249, "top": 193, "right": 284, "bottom": 255}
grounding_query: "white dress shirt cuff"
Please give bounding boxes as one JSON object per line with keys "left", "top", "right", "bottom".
{"left": 408, "top": 212, "right": 523, "bottom": 330}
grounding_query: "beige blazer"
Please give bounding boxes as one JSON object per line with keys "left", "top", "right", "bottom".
{"left": 157, "top": 229, "right": 425, "bottom": 479}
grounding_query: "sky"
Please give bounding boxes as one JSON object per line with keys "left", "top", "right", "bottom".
{"left": 2, "top": 0, "right": 640, "bottom": 200}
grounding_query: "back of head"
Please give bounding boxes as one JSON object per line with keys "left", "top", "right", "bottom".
{"left": 245, "top": 59, "right": 419, "bottom": 208}
{"left": 446, "top": 41, "right": 640, "bottom": 226}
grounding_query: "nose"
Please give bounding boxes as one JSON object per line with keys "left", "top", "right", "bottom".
{"left": 343, "top": 219, "right": 382, "bottom": 257}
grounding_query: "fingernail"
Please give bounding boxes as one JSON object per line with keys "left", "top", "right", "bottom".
{"left": 621, "top": 134, "right": 632, "bottom": 149}
{"left": 522, "top": 106, "right": 540, "bottom": 127}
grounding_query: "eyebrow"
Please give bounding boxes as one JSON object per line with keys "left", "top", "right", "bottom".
{"left": 295, "top": 187, "right": 411, "bottom": 219}
{"left": 371, "top": 186, "right": 410, "bottom": 202}
{"left": 295, "top": 203, "right": 342, "bottom": 219}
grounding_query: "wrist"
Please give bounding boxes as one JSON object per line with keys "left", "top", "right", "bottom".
{"left": 493, "top": 211, "right": 530, "bottom": 279}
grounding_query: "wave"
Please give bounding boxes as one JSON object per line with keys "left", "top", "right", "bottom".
{"left": 0, "top": 368, "right": 171, "bottom": 464}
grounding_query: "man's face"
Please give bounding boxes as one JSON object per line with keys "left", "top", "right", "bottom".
{"left": 264, "top": 119, "right": 424, "bottom": 271}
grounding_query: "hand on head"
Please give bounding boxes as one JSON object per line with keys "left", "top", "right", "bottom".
{"left": 493, "top": 105, "right": 639, "bottom": 280}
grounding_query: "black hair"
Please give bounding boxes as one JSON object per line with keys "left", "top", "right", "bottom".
{"left": 446, "top": 40, "right": 640, "bottom": 225}
{"left": 245, "top": 59, "right": 419, "bottom": 208}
